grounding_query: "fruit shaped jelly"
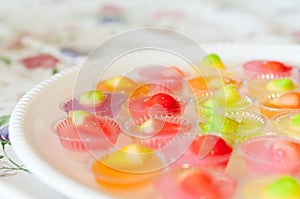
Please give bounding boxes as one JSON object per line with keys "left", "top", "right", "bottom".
{"left": 200, "top": 111, "right": 268, "bottom": 143}
{"left": 62, "top": 90, "right": 125, "bottom": 118}
{"left": 174, "top": 134, "right": 233, "bottom": 169}
{"left": 273, "top": 112, "right": 300, "bottom": 139}
{"left": 289, "top": 113, "right": 300, "bottom": 133}
{"left": 91, "top": 143, "right": 163, "bottom": 189}
{"left": 247, "top": 78, "right": 297, "bottom": 97}
{"left": 242, "top": 175, "right": 300, "bottom": 199}
{"left": 129, "top": 83, "right": 174, "bottom": 100}
{"left": 269, "top": 92, "right": 300, "bottom": 109}
{"left": 263, "top": 176, "right": 300, "bottom": 199}
{"left": 187, "top": 74, "right": 243, "bottom": 95}
{"left": 243, "top": 60, "right": 293, "bottom": 79}
{"left": 128, "top": 93, "right": 187, "bottom": 118}
{"left": 199, "top": 85, "right": 253, "bottom": 117}
{"left": 200, "top": 53, "right": 226, "bottom": 69}
{"left": 266, "top": 78, "right": 296, "bottom": 92}
{"left": 54, "top": 110, "right": 120, "bottom": 154}
{"left": 96, "top": 76, "right": 139, "bottom": 96}
{"left": 241, "top": 135, "right": 300, "bottom": 175}
{"left": 199, "top": 114, "right": 239, "bottom": 143}
{"left": 258, "top": 91, "right": 300, "bottom": 118}
{"left": 154, "top": 166, "right": 236, "bottom": 199}
{"left": 137, "top": 65, "right": 187, "bottom": 92}
{"left": 122, "top": 114, "right": 193, "bottom": 149}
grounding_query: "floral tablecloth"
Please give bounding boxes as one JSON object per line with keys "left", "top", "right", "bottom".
{"left": 1, "top": 0, "right": 300, "bottom": 198}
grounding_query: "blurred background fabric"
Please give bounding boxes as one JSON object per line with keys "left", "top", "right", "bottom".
{"left": 1, "top": 0, "right": 300, "bottom": 115}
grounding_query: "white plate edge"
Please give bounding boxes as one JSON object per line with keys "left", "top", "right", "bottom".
{"left": 9, "top": 66, "right": 110, "bottom": 199}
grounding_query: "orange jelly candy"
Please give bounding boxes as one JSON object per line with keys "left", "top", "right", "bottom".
{"left": 260, "top": 92, "right": 300, "bottom": 118}
{"left": 187, "top": 76, "right": 241, "bottom": 95}
{"left": 96, "top": 76, "right": 138, "bottom": 95}
{"left": 269, "top": 92, "right": 300, "bottom": 109}
{"left": 91, "top": 161, "right": 157, "bottom": 189}
{"left": 187, "top": 76, "right": 208, "bottom": 91}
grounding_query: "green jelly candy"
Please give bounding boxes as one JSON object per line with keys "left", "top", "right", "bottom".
{"left": 264, "top": 176, "right": 300, "bottom": 199}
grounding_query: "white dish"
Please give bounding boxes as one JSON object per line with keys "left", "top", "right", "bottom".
{"left": 9, "top": 44, "right": 300, "bottom": 199}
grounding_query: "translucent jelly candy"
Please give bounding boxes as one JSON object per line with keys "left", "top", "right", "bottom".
{"left": 200, "top": 111, "right": 267, "bottom": 143}
{"left": 263, "top": 61, "right": 292, "bottom": 73}
{"left": 268, "top": 92, "right": 300, "bottom": 109}
{"left": 243, "top": 175, "right": 300, "bottom": 199}
{"left": 138, "top": 65, "right": 186, "bottom": 91}
{"left": 199, "top": 114, "right": 239, "bottom": 137}
{"left": 78, "top": 90, "right": 106, "bottom": 106}
{"left": 70, "top": 110, "right": 103, "bottom": 135}
{"left": 200, "top": 54, "right": 226, "bottom": 69}
{"left": 190, "top": 135, "right": 232, "bottom": 159}
{"left": 200, "top": 85, "right": 252, "bottom": 115}
{"left": 188, "top": 75, "right": 242, "bottom": 94}
{"left": 273, "top": 113, "right": 300, "bottom": 139}
{"left": 263, "top": 176, "right": 300, "bottom": 199}
{"left": 54, "top": 110, "right": 120, "bottom": 162}
{"left": 91, "top": 143, "right": 162, "bottom": 189}
{"left": 128, "top": 93, "right": 186, "bottom": 117}
{"left": 266, "top": 78, "right": 296, "bottom": 92}
{"left": 243, "top": 60, "right": 293, "bottom": 79}
{"left": 129, "top": 83, "right": 173, "bottom": 99}
{"left": 241, "top": 136, "right": 300, "bottom": 174}
{"left": 96, "top": 76, "right": 138, "bottom": 95}
{"left": 174, "top": 134, "right": 233, "bottom": 169}
{"left": 258, "top": 91, "right": 300, "bottom": 118}
{"left": 101, "top": 143, "right": 153, "bottom": 170}
{"left": 247, "top": 78, "right": 297, "bottom": 97}
{"left": 122, "top": 115, "right": 193, "bottom": 149}
{"left": 62, "top": 90, "right": 124, "bottom": 118}
{"left": 144, "top": 93, "right": 181, "bottom": 115}
{"left": 289, "top": 113, "right": 300, "bottom": 133}
{"left": 154, "top": 167, "right": 236, "bottom": 199}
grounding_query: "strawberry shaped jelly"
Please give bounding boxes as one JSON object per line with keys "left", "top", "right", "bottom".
{"left": 154, "top": 167, "right": 236, "bottom": 199}
{"left": 55, "top": 110, "right": 120, "bottom": 152}
{"left": 179, "top": 169, "right": 219, "bottom": 199}
{"left": 144, "top": 93, "right": 182, "bottom": 116}
{"left": 123, "top": 115, "right": 193, "bottom": 149}
{"left": 190, "top": 135, "right": 233, "bottom": 159}
{"left": 263, "top": 61, "right": 291, "bottom": 73}
{"left": 70, "top": 110, "right": 103, "bottom": 136}
{"left": 135, "top": 117, "right": 192, "bottom": 135}
{"left": 243, "top": 60, "right": 293, "bottom": 79}
{"left": 174, "top": 135, "right": 233, "bottom": 169}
